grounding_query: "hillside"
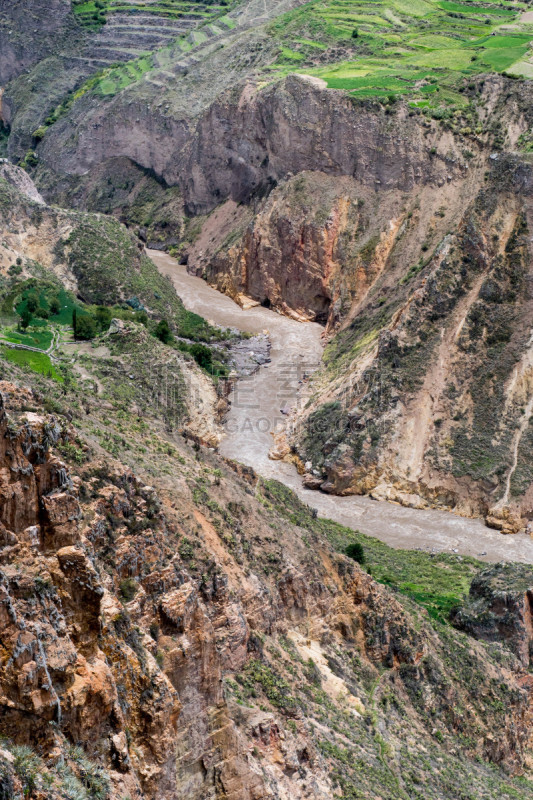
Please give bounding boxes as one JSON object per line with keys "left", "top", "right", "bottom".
{"left": 1, "top": 0, "right": 533, "bottom": 798}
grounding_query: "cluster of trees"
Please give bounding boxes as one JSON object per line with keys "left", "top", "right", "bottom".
{"left": 18, "top": 292, "right": 61, "bottom": 330}
{"left": 154, "top": 318, "right": 215, "bottom": 372}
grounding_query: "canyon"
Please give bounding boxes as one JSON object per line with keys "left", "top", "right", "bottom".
{"left": 1, "top": 0, "right": 533, "bottom": 797}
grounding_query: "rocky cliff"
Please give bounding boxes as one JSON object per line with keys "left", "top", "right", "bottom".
{"left": 0, "top": 374, "right": 533, "bottom": 800}
{"left": 35, "top": 73, "right": 466, "bottom": 214}
{"left": 0, "top": 0, "right": 75, "bottom": 86}
{"left": 289, "top": 154, "right": 533, "bottom": 528}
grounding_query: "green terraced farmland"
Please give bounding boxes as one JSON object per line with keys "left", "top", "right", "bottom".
{"left": 1, "top": 328, "right": 53, "bottom": 350}
{"left": 268, "top": 0, "right": 533, "bottom": 100}
{"left": 0, "top": 348, "right": 63, "bottom": 381}
{"left": 73, "top": 0, "right": 228, "bottom": 27}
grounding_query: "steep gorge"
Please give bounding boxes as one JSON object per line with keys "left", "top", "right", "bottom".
{"left": 21, "top": 55, "right": 533, "bottom": 524}
{"left": 2, "top": 1, "right": 533, "bottom": 796}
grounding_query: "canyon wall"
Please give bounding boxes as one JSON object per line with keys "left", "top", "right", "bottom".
{"left": 0, "top": 0, "right": 75, "bottom": 86}
{"left": 1, "top": 379, "right": 533, "bottom": 799}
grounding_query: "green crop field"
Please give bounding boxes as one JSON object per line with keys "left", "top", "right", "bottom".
{"left": 268, "top": 0, "right": 533, "bottom": 100}
{"left": 0, "top": 348, "right": 63, "bottom": 381}
{"left": 15, "top": 286, "right": 88, "bottom": 326}
{"left": 1, "top": 328, "right": 53, "bottom": 350}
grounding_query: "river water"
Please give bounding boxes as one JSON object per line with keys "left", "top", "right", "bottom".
{"left": 149, "top": 249, "right": 533, "bottom": 564}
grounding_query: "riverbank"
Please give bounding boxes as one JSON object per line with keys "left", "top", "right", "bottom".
{"left": 149, "top": 249, "right": 533, "bottom": 564}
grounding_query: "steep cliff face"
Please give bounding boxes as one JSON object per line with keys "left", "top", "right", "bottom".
{"left": 453, "top": 563, "right": 533, "bottom": 668}
{"left": 0, "top": 383, "right": 179, "bottom": 799}
{"left": 0, "top": 0, "right": 75, "bottom": 86}
{"left": 290, "top": 155, "right": 533, "bottom": 526}
{"left": 35, "top": 74, "right": 466, "bottom": 214}
{"left": 1, "top": 374, "right": 532, "bottom": 799}
{"left": 190, "top": 167, "right": 480, "bottom": 328}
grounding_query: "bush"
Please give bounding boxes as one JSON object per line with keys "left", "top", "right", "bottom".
{"left": 12, "top": 746, "right": 40, "bottom": 797}
{"left": 119, "top": 578, "right": 137, "bottom": 603}
{"left": 94, "top": 306, "right": 112, "bottom": 329}
{"left": 155, "top": 319, "right": 173, "bottom": 344}
{"left": 19, "top": 309, "right": 32, "bottom": 330}
{"left": 190, "top": 342, "right": 213, "bottom": 370}
{"left": 75, "top": 315, "right": 98, "bottom": 340}
{"left": 346, "top": 542, "right": 365, "bottom": 565}
{"left": 26, "top": 295, "right": 38, "bottom": 313}
{"left": 50, "top": 296, "right": 61, "bottom": 315}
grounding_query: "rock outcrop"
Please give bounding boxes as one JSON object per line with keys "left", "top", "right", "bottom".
{"left": 453, "top": 563, "right": 533, "bottom": 667}
{"left": 0, "top": 378, "right": 532, "bottom": 798}
{"left": 0, "top": 0, "right": 75, "bottom": 86}
{"left": 0, "top": 160, "right": 44, "bottom": 204}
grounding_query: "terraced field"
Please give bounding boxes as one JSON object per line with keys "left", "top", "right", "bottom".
{"left": 72, "top": 0, "right": 234, "bottom": 68}
{"left": 267, "top": 0, "right": 533, "bottom": 99}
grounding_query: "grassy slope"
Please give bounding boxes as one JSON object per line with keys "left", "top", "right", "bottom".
{"left": 267, "top": 0, "right": 532, "bottom": 100}
{"left": 259, "top": 478, "right": 482, "bottom": 623}
{"left": 0, "top": 177, "right": 217, "bottom": 341}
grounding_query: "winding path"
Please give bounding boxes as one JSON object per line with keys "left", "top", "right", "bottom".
{"left": 150, "top": 249, "right": 533, "bottom": 564}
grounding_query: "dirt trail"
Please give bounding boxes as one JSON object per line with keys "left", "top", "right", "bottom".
{"left": 150, "top": 249, "right": 533, "bottom": 564}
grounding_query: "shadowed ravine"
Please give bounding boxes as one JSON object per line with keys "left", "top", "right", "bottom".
{"left": 150, "top": 249, "right": 533, "bottom": 563}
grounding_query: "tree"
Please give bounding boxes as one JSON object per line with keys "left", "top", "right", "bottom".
{"left": 190, "top": 343, "right": 213, "bottom": 371}
{"left": 75, "top": 315, "right": 98, "bottom": 340}
{"left": 95, "top": 306, "right": 112, "bottom": 330}
{"left": 49, "top": 297, "right": 61, "bottom": 315}
{"left": 19, "top": 309, "right": 32, "bottom": 330}
{"left": 26, "top": 295, "right": 38, "bottom": 313}
{"left": 346, "top": 542, "right": 365, "bottom": 565}
{"left": 72, "top": 308, "right": 77, "bottom": 339}
{"left": 352, "top": 28, "right": 358, "bottom": 38}
{"left": 155, "top": 319, "right": 172, "bottom": 345}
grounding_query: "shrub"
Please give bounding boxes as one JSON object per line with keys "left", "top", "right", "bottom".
{"left": 155, "top": 319, "right": 173, "bottom": 344}
{"left": 12, "top": 746, "right": 40, "bottom": 797}
{"left": 94, "top": 306, "right": 112, "bottom": 329}
{"left": 26, "top": 295, "right": 38, "bottom": 313}
{"left": 119, "top": 578, "right": 137, "bottom": 603}
{"left": 50, "top": 296, "right": 61, "bottom": 315}
{"left": 346, "top": 542, "right": 365, "bottom": 565}
{"left": 190, "top": 342, "right": 213, "bottom": 370}
{"left": 19, "top": 309, "right": 32, "bottom": 330}
{"left": 75, "top": 315, "right": 98, "bottom": 340}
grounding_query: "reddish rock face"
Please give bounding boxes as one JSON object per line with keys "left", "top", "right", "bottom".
{"left": 0, "top": 381, "right": 531, "bottom": 798}
{"left": 0, "top": 384, "right": 180, "bottom": 799}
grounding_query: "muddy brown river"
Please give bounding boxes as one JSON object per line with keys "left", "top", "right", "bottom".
{"left": 150, "top": 249, "right": 533, "bottom": 564}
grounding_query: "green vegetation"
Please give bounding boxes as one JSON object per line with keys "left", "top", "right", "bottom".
{"left": 259, "top": 478, "right": 481, "bottom": 623}
{"left": 2, "top": 741, "right": 110, "bottom": 800}
{"left": 346, "top": 541, "right": 365, "bottom": 564}
{"left": 57, "top": 216, "right": 221, "bottom": 341}
{"left": 119, "top": 577, "right": 138, "bottom": 602}
{"left": 236, "top": 658, "right": 299, "bottom": 713}
{"left": 15, "top": 283, "right": 87, "bottom": 326}
{"left": 0, "top": 347, "right": 63, "bottom": 381}
{"left": 267, "top": 0, "right": 532, "bottom": 100}
{"left": 0, "top": 124, "right": 9, "bottom": 158}
{"left": 155, "top": 318, "right": 173, "bottom": 344}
